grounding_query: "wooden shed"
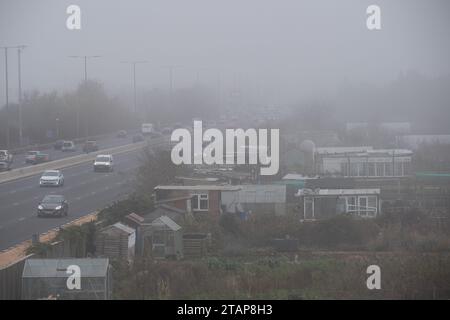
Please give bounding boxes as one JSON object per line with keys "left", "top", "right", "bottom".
{"left": 95, "top": 222, "right": 136, "bottom": 262}
{"left": 137, "top": 216, "right": 183, "bottom": 259}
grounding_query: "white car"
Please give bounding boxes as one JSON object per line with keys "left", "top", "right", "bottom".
{"left": 141, "top": 123, "right": 154, "bottom": 135}
{"left": 39, "top": 170, "right": 64, "bottom": 187}
{"left": 0, "top": 150, "right": 13, "bottom": 164}
{"left": 61, "top": 141, "right": 76, "bottom": 152}
{"left": 94, "top": 154, "right": 114, "bottom": 172}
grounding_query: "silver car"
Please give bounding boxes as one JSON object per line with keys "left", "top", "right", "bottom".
{"left": 39, "top": 170, "right": 64, "bottom": 187}
{"left": 61, "top": 141, "right": 76, "bottom": 152}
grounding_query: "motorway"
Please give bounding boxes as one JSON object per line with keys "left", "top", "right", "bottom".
{"left": 0, "top": 146, "right": 144, "bottom": 251}
{"left": 7, "top": 133, "right": 138, "bottom": 170}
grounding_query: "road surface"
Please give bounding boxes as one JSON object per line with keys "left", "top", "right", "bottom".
{"left": 0, "top": 148, "right": 143, "bottom": 251}
{"left": 7, "top": 133, "right": 138, "bottom": 170}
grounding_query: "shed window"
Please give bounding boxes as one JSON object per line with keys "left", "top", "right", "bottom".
{"left": 152, "top": 231, "right": 165, "bottom": 245}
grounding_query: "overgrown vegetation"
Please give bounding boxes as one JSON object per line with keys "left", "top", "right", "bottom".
{"left": 112, "top": 253, "right": 450, "bottom": 299}
{"left": 97, "top": 194, "right": 154, "bottom": 226}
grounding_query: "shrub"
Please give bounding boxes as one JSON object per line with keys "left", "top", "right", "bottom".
{"left": 298, "top": 215, "right": 380, "bottom": 249}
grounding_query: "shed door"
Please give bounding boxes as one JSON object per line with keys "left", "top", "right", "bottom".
{"left": 303, "top": 197, "right": 314, "bottom": 220}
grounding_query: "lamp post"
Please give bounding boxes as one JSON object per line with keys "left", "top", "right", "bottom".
{"left": 68, "top": 55, "right": 102, "bottom": 137}
{"left": 55, "top": 118, "right": 60, "bottom": 139}
{"left": 121, "top": 60, "right": 148, "bottom": 114}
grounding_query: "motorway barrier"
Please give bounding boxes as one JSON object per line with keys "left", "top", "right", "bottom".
{"left": 8, "top": 128, "right": 140, "bottom": 155}
{"left": 0, "top": 141, "right": 150, "bottom": 184}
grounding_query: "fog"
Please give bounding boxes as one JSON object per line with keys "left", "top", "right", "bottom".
{"left": 1, "top": 0, "right": 450, "bottom": 106}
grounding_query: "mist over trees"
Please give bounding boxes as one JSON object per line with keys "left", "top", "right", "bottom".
{"left": 0, "top": 80, "right": 219, "bottom": 148}
{"left": 333, "top": 72, "right": 450, "bottom": 133}
{"left": 279, "top": 72, "right": 450, "bottom": 139}
{"left": 0, "top": 80, "right": 133, "bottom": 147}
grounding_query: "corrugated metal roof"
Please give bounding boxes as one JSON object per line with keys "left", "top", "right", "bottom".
{"left": 151, "top": 215, "right": 182, "bottom": 231}
{"left": 155, "top": 185, "right": 241, "bottom": 191}
{"left": 22, "top": 258, "right": 109, "bottom": 278}
{"left": 112, "top": 222, "right": 135, "bottom": 234}
{"left": 296, "top": 188, "right": 380, "bottom": 196}
{"left": 282, "top": 174, "right": 318, "bottom": 180}
{"left": 316, "top": 146, "right": 373, "bottom": 155}
{"left": 222, "top": 184, "right": 286, "bottom": 203}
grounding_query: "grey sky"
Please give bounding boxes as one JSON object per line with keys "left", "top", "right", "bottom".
{"left": 0, "top": 0, "right": 449, "bottom": 105}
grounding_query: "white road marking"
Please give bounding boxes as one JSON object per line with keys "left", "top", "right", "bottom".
{"left": 18, "top": 217, "right": 25, "bottom": 221}
{"left": 13, "top": 202, "right": 19, "bottom": 206}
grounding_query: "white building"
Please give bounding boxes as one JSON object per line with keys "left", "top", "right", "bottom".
{"left": 315, "top": 147, "right": 413, "bottom": 178}
{"left": 296, "top": 188, "right": 381, "bottom": 220}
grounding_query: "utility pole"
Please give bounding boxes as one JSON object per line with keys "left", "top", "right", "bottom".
{"left": 69, "top": 55, "right": 101, "bottom": 138}
{"left": 3, "top": 47, "right": 9, "bottom": 149}
{"left": 162, "top": 65, "right": 182, "bottom": 106}
{"left": 1, "top": 45, "right": 27, "bottom": 148}
{"left": 17, "top": 45, "right": 26, "bottom": 146}
{"left": 121, "top": 60, "right": 147, "bottom": 114}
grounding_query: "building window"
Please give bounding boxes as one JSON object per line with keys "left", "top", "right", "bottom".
{"left": 192, "top": 193, "right": 209, "bottom": 211}
{"left": 304, "top": 197, "right": 314, "bottom": 220}
{"left": 357, "top": 196, "right": 377, "bottom": 217}
{"left": 346, "top": 196, "right": 357, "bottom": 212}
{"left": 152, "top": 231, "right": 165, "bottom": 245}
{"left": 376, "top": 163, "right": 384, "bottom": 177}
{"left": 385, "top": 162, "right": 393, "bottom": 176}
{"left": 367, "top": 196, "right": 377, "bottom": 216}
{"left": 403, "top": 160, "right": 411, "bottom": 176}
{"left": 368, "top": 163, "right": 376, "bottom": 176}
{"left": 340, "top": 162, "right": 348, "bottom": 176}
{"left": 395, "top": 161, "right": 403, "bottom": 176}
{"left": 350, "top": 163, "right": 358, "bottom": 177}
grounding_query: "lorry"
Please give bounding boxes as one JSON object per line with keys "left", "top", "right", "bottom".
{"left": 141, "top": 123, "right": 154, "bottom": 135}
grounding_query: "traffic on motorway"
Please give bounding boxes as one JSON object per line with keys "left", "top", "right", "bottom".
{"left": 0, "top": 125, "right": 173, "bottom": 250}
{"left": 0, "top": 130, "right": 141, "bottom": 172}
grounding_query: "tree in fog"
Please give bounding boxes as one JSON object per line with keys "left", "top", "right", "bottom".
{"left": 0, "top": 80, "right": 133, "bottom": 147}
{"left": 135, "top": 146, "right": 190, "bottom": 196}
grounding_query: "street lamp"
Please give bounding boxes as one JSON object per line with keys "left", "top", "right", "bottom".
{"left": 55, "top": 118, "right": 60, "bottom": 139}
{"left": 121, "top": 60, "right": 148, "bottom": 114}
{"left": 162, "top": 65, "right": 183, "bottom": 104}
{"left": 68, "top": 55, "right": 102, "bottom": 138}
{"left": 68, "top": 55, "right": 101, "bottom": 82}
{"left": 1, "top": 47, "right": 10, "bottom": 149}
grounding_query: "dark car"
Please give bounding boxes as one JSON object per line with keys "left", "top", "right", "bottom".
{"left": 148, "top": 131, "right": 163, "bottom": 139}
{"left": 83, "top": 140, "right": 99, "bottom": 153}
{"left": 54, "top": 140, "right": 65, "bottom": 150}
{"left": 161, "top": 127, "right": 172, "bottom": 135}
{"left": 37, "top": 195, "right": 68, "bottom": 217}
{"left": 25, "top": 151, "right": 50, "bottom": 164}
{"left": 0, "top": 161, "right": 11, "bottom": 171}
{"left": 132, "top": 134, "right": 144, "bottom": 143}
{"left": 117, "top": 130, "right": 127, "bottom": 138}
